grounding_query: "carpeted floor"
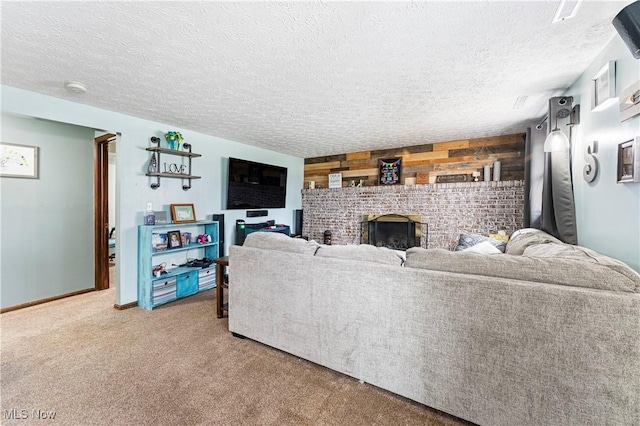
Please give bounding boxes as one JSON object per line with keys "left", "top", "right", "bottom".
{"left": 0, "top": 288, "right": 470, "bottom": 426}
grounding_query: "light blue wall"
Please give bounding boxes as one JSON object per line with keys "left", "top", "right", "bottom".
{"left": 1, "top": 85, "right": 304, "bottom": 306}
{"left": 566, "top": 36, "right": 640, "bottom": 272}
{"left": 1, "top": 114, "right": 95, "bottom": 308}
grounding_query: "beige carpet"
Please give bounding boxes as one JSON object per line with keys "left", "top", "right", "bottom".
{"left": 0, "top": 288, "right": 470, "bottom": 426}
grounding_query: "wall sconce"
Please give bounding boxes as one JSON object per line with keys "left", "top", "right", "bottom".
{"left": 544, "top": 96, "right": 580, "bottom": 152}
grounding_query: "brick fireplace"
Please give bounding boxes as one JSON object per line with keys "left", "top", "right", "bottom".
{"left": 301, "top": 181, "right": 524, "bottom": 250}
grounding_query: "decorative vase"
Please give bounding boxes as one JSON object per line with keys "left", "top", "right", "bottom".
{"left": 166, "top": 138, "right": 180, "bottom": 150}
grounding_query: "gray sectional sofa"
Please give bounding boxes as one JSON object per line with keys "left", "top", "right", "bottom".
{"left": 228, "top": 230, "right": 640, "bottom": 426}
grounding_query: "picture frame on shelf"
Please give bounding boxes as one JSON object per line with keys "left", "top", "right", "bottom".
{"left": 154, "top": 211, "right": 168, "bottom": 224}
{"left": 0, "top": 142, "right": 39, "bottom": 179}
{"left": 328, "top": 173, "right": 342, "bottom": 188}
{"left": 379, "top": 158, "right": 401, "bottom": 185}
{"left": 152, "top": 233, "right": 168, "bottom": 252}
{"left": 617, "top": 137, "right": 640, "bottom": 183}
{"left": 170, "top": 203, "right": 196, "bottom": 223}
{"left": 592, "top": 61, "right": 616, "bottom": 112}
{"left": 167, "top": 230, "right": 182, "bottom": 249}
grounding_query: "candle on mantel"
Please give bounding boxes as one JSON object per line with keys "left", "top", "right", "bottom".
{"left": 493, "top": 161, "right": 501, "bottom": 181}
{"left": 484, "top": 165, "right": 491, "bottom": 182}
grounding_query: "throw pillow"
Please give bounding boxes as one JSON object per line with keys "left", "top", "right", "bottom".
{"left": 463, "top": 241, "right": 502, "bottom": 254}
{"left": 454, "top": 232, "right": 506, "bottom": 253}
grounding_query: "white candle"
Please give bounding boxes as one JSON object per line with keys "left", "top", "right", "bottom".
{"left": 493, "top": 161, "right": 501, "bottom": 181}
{"left": 484, "top": 165, "right": 491, "bottom": 182}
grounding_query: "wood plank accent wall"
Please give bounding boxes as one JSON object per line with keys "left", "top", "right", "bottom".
{"left": 304, "top": 133, "right": 525, "bottom": 188}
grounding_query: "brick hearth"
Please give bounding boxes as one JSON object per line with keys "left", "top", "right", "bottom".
{"left": 301, "top": 181, "right": 524, "bottom": 250}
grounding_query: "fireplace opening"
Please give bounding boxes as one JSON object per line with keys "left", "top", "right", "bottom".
{"left": 361, "top": 214, "right": 424, "bottom": 251}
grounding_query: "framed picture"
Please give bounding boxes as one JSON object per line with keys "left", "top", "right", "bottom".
{"left": 379, "top": 158, "right": 401, "bottom": 185}
{"left": 617, "top": 137, "right": 640, "bottom": 183}
{"left": 1, "top": 142, "right": 39, "bottom": 179}
{"left": 592, "top": 61, "right": 616, "bottom": 112}
{"left": 167, "top": 230, "right": 182, "bottom": 249}
{"left": 152, "top": 233, "right": 168, "bottom": 252}
{"left": 328, "top": 173, "right": 342, "bottom": 188}
{"left": 170, "top": 204, "right": 196, "bottom": 223}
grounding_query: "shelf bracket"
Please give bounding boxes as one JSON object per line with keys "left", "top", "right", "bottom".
{"left": 150, "top": 136, "right": 161, "bottom": 189}
{"left": 182, "top": 143, "right": 193, "bottom": 191}
{"left": 151, "top": 176, "right": 161, "bottom": 189}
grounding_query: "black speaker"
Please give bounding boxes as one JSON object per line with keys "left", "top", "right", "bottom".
{"left": 293, "top": 209, "right": 303, "bottom": 236}
{"left": 211, "top": 213, "right": 225, "bottom": 257}
{"left": 613, "top": 1, "right": 640, "bottom": 59}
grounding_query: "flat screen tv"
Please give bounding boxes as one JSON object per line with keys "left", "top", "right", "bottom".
{"left": 226, "top": 157, "right": 287, "bottom": 210}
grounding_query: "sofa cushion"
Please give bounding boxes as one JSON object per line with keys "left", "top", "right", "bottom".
{"left": 315, "top": 244, "right": 404, "bottom": 266}
{"left": 405, "top": 247, "right": 640, "bottom": 293}
{"left": 243, "top": 231, "right": 320, "bottom": 256}
{"left": 454, "top": 232, "right": 506, "bottom": 253}
{"left": 505, "top": 228, "right": 563, "bottom": 255}
{"left": 523, "top": 243, "right": 640, "bottom": 292}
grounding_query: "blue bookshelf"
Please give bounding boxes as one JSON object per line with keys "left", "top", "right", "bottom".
{"left": 138, "top": 220, "right": 219, "bottom": 310}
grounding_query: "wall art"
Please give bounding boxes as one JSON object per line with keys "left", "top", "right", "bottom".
{"left": 379, "top": 158, "right": 401, "bottom": 185}
{"left": 592, "top": 61, "right": 616, "bottom": 112}
{"left": 0, "top": 142, "right": 39, "bottom": 179}
{"left": 617, "top": 137, "right": 640, "bottom": 183}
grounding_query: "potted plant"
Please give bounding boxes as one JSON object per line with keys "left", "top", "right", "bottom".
{"left": 164, "top": 131, "right": 183, "bottom": 150}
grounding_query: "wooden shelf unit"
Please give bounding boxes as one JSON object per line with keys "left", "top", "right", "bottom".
{"left": 138, "top": 220, "right": 219, "bottom": 310}
{"left": 145, "top": 143, "right": 202, "bottom": 190}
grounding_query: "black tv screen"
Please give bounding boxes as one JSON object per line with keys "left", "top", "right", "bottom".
{"left": 226, "top": 157, "right": 287, "bottom": 209}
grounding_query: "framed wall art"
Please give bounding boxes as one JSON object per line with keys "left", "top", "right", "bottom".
{"left": 328, "top": 173, "right": 342, "bottom": 188}
{"left": 617, "top": 137, "right": 640, "bottom": 183}
{"left": 379, "top": 158, "right": 401, "bottom": 185}
{"left": 0, "top": 142, "right": 39, "bottom": 179}
{"left": 592, "top": 61, "right": 616, "bottom": 112}
{"left": 170, "top": 203, "right": 197, "bottom": 223}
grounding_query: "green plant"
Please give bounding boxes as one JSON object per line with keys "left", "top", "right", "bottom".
{"left": 164, "top": 131, "right": 183, "bottom": 143}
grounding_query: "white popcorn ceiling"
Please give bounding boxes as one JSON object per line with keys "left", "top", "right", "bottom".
{"left": 0, "top": 1, "right": 632, "bottom": 158}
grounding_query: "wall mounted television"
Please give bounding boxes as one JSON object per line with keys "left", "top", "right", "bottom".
{"left": 226, "top": 157, "right": 287, "bottom": 210}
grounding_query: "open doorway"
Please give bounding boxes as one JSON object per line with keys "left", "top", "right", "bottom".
{"left": 94, "top": 132, "right": 117, "bottom": 291}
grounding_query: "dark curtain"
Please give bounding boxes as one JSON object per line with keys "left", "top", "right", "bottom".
{"left": 541, "top": 149, "right": 578, "bottom": 244}
{"left": 524, "top": 126, "right": 546, "bottom": 228}
{"left": 524, "top": 124, "right": 577, "bottom": 244}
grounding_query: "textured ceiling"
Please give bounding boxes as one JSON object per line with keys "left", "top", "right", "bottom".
{"left": 0, "top": 1, "right": 632, "bottom": 158}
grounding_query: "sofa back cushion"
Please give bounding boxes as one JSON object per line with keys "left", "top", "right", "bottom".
{"left": 243, "top": 231, "right": 320, "bottom": 256}
{"left": 523, "top": 243, "right": 640, "bottom": 291}
{"left": 405, "top": 247, "right": 640, "bottom": 293}
{"left": 315, "top": 244, "right": 404, "bottom": 266}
